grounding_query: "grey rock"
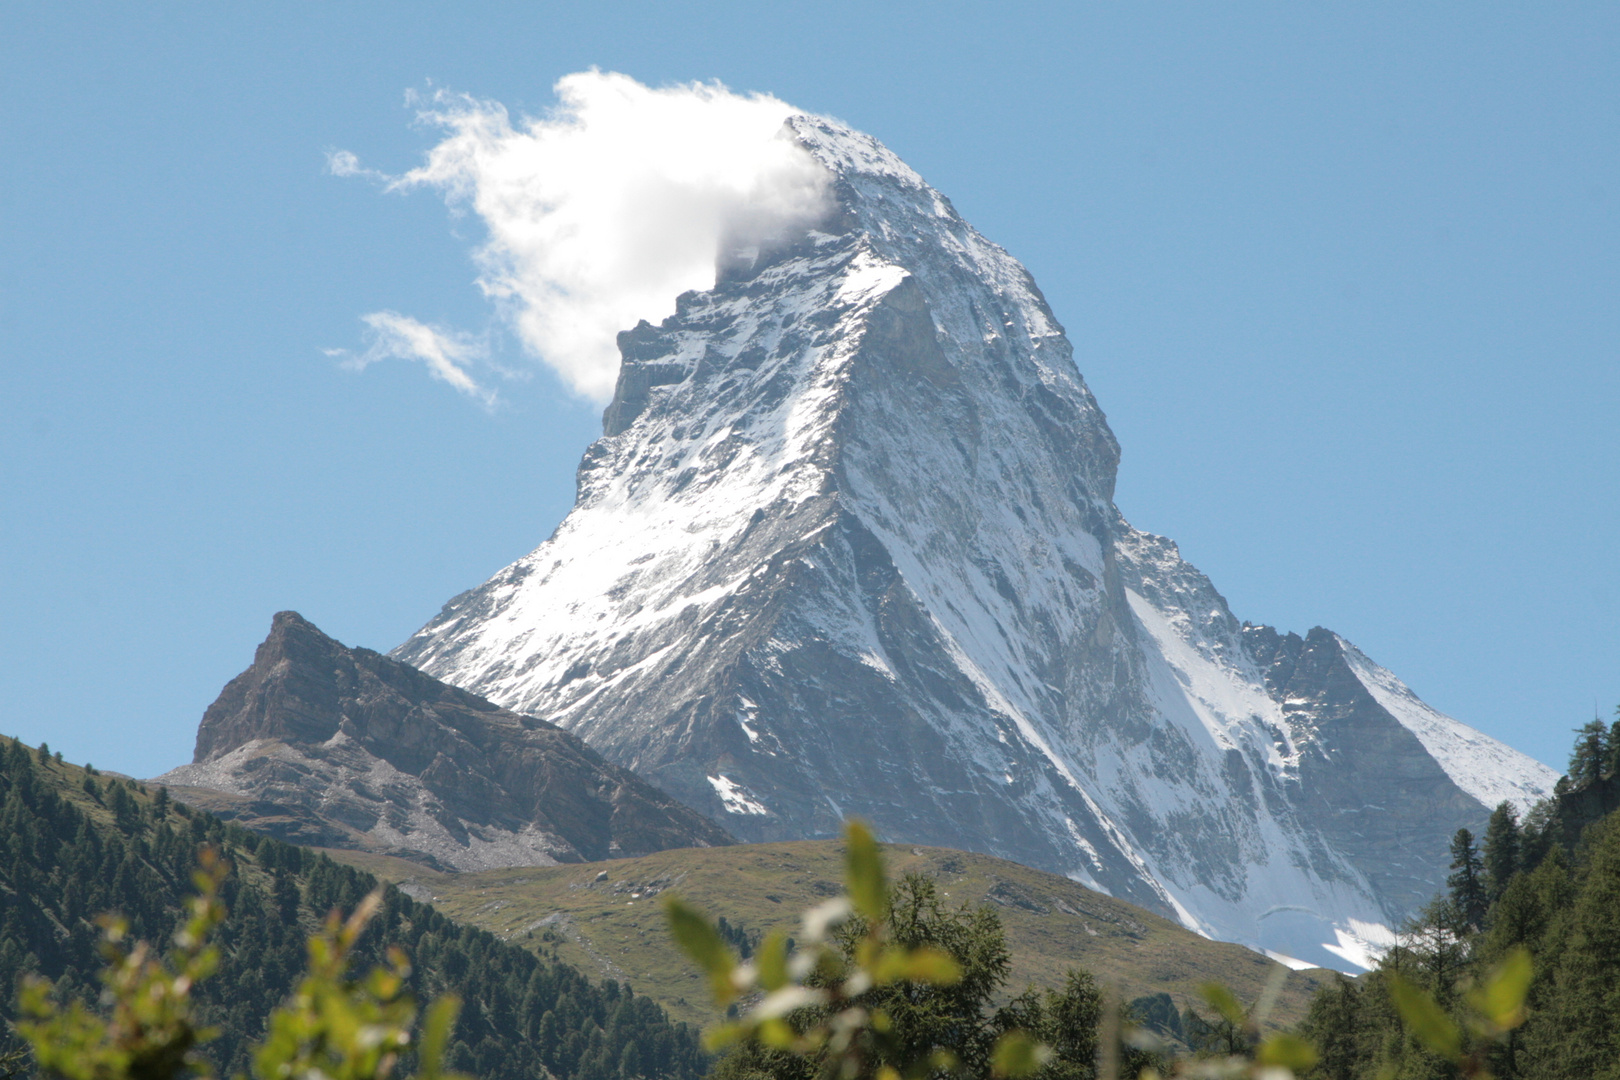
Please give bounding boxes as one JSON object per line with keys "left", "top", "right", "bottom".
{"left": 158, "top": 611, "right": 732, "bottom": 871}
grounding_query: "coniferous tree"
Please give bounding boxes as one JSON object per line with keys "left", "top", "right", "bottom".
{"left": 1447, "top": 828, "right": 1488, "bottom": 932}
{"left": 1525, "top": 817, "right": 1620, "bottom": 1080}
{"left": 1568, "top": 719, "right": 1607, "bottom": 788}
{"left": 0, "top": 738, "right": 708, "bottom": 1080}
{"left": 1298, "top": 977, "right": 1362, "bottom": 1080}
{"left": 1483, "top": 802, "right": 1522, "bottom": 905}
{"left": 1296, "top": 713, "right": 1620, "bottom": 1080}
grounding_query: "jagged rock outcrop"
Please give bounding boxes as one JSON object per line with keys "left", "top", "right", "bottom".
{"left": 391, "top": 116, "right": 1556, "bottom": 968}
{"left": 158, "top": 612, "right": 732, "bottom": 870}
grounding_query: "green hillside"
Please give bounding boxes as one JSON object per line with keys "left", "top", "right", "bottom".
{"left": 327, "top": 840, "right": 1330, "bottom": 1030}
{"left": 0, "top": 737, "right": 706, "bottom": 1080}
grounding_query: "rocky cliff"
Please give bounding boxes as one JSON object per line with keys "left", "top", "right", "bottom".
{"left": 159, "top": 611, "right": 732, "bottom": 870}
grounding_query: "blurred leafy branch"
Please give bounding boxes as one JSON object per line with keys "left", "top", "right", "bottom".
{"left": 1384, "top": 947, "right": 1532, "bottom": 1080}
{"left": 664, "top": 821, "right": 1420, "bottom": 1080}
{"left": 14, "top": 847, "right": 469, "bottom": 1080}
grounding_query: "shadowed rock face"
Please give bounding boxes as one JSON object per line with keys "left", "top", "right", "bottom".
{"left": 1240, "top": 625, "right": 1487, "bottom": 918}
{"left": 158, "top": 612, "right": 732, "bottom": 870}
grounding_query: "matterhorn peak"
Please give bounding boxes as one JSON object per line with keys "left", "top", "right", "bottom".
{"left": 394, "top": 114, "right": 1554, "bottom": 971}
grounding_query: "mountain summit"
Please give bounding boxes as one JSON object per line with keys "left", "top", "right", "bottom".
{"left": 393, "top": 116, "right": 1555, "bottom": 968}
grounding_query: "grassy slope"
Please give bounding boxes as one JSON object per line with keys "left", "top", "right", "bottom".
{"left": 325, "top": 841, "right": 1331, "bottom": 1030}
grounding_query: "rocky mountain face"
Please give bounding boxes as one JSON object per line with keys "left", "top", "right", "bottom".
{"left": 158, "top": 612, "right": 732, "bottom": 870}
{"left": 391, "top": 116, "right": 1556, "bottom": 968}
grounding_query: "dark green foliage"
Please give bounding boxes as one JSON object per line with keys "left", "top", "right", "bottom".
{"left": 710, "top": 875, "right": 1107, "bottom": 1080}
{"left": 1568, "top": 719, "right": 1608, "bottom": 788}
{"left": 1522, "top": 815, "right": 1620, "bottom": 1080}
{"left": 1297, "top": 978, "right": 1360, "bottom": 1080}
{"left": 1296, "top": 713, "right": 1620, "bottom": 1079}
{"left": 1446, "top": 829, "right": 1487, "bottom": 932}
{"left": 1481, "top": 802, "right": 1520, "bottom": 905}
{"left": 0, "top": 738, "right": 705, "bottom": 1080}
{"left": 1125, "top": 993, "right": 1182, "bottom": 1044}
{"left": 714, "top": 917, "right": 755, "bottom": 960}
{"left": 998, "top": 970, "right": 1110, "bottom": 1080}
{"left": 1179, "top": 1004, "right": 1251, "bottom": 1059}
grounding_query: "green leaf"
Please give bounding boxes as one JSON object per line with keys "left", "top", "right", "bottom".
{"left": 872, "top": 946, "right": 962, "bottom": 986}
{"left": 1388, "top": 974, "right": 1462, "bottom": 1060}
{"left": 1257, "top": 1031, "right": 1319, "bottom": 1072}
{"left": 418, "top": 995, "right": 461, "bottom": 1080}
{"left": 990, "top": 1031, "right": 1052, "bottom": 1079}
{"left": 663, "top": 897, "right": 738, "bottom": 1003}
{"left": 758, "top": 1018, "right": 796, "bottom": 1049}
{"left": 756, "top": 929, "right": 791, "bottom": 992}
{"left": 1467, "top": 947, "right": 1532, "bottom": 1032}
{"left": 844, "top": 820, "right": 888, "bottom": 922}
{"left": 1198, "top": 982, "right": 1247, "bottom": 1027}
{"left": 902, "top": 946, "right": 962, "bottom": 985}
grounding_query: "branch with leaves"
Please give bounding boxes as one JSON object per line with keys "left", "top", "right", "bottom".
{"left": 15, "top": 848, "right": 469, "bottom": 1080}
{"left": 1385, "top": 948, "right": 1532, "bottom": 1080}
{"left": 668, "top": 820, "right": 1081, "bottom": 1080}
{"left": 17, "top": 849, "right": 229, "bottom": 1080}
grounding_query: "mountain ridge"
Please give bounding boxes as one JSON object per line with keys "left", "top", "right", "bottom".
{"left": 158, "top": 611, "right": 732, "bottom": 871}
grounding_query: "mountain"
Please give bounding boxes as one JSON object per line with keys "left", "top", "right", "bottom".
{"left": 391, "top": 115, "right": 1557, "bottom": 969}
{"left": 158, "top": 611, "right": 732, "bottom": 870}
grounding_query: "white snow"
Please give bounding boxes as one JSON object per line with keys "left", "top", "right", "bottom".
{"left": 1340, "top": 639, "right": 1557, "bottom": 814}
{"left": 708, "top": 774, "right": 769, "bottom": 815}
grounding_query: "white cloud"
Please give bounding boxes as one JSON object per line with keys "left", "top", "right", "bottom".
{"left": 330, "top": 311, "right": 495, "bottom": 407}
{"left": 325, "top": 149, "right": 388, "bottom": 183}
{"left": 335, "top": 71, "right": 831, "bottom": 403}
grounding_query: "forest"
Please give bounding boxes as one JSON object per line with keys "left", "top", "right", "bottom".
{"left": 0, "top": 739, "right": 707, "bottom": 1080}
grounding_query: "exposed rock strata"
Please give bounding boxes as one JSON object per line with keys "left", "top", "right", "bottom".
{"left": 159, "top": 612, "right": 732, "bottom": 870}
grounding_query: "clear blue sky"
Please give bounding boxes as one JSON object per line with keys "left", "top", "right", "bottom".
{"left": 3, "top": 3, "right": 1615, "bottom": 779}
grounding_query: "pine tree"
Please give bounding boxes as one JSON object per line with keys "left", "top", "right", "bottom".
{"left": 1568, "top": 719, "right": 1607, "bottom": 788}
{"left": 1483, "top": 801, "right": 1522, "bottom": 905}
{"left": 1528, "top": 817, "right": 1620, "bottom": 1079}
{"left": 1299, "top": 976, "right": 1363, "bottom": 1080}
{"left": 1447, "top": 828, "right": 1488, "bottom": 932}
{"left": 1608, "top": 712, "right": 1620, "bottom": 779}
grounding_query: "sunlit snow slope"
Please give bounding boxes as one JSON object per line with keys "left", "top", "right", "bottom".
{"left": 395, "top": 116, "right": 1556, "bottom": 971}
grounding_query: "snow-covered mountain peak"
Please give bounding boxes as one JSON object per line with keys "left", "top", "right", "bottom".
{"left": 787, "top": 115, "right": 928, "bottom": 191}
{"left": 396, "top": 117, "right": 1553, "bottom": 972}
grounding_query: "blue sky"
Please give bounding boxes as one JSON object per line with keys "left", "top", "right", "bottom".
{"left": 2, "top": 3, "right": 1615, "bottom": 778}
